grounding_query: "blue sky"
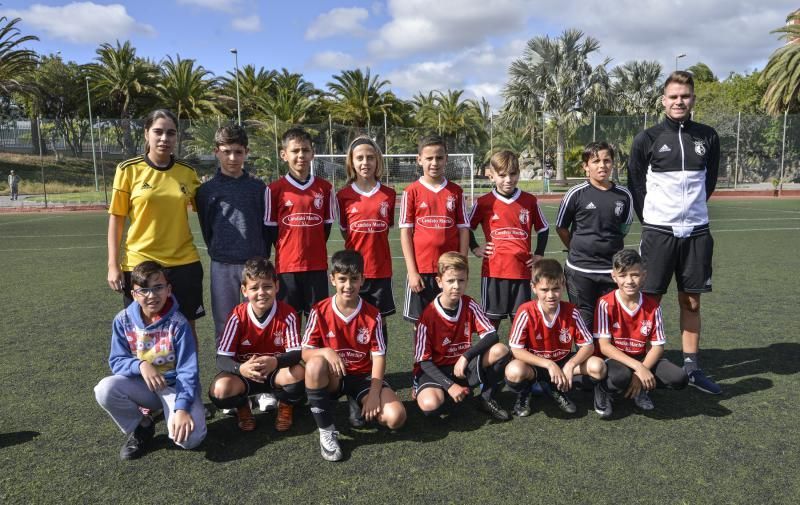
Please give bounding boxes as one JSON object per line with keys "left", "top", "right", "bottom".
{"left": 2, "top": 0, "right": 797, "bottom": 108}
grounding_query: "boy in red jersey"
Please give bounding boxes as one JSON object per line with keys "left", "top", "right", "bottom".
{"left": 413, "top": 252, "right": 513, "bottom": 421}
{"left": 207, "top": 257, "right": 305, "bottom": 432}
{"left": 264, "top": 128, "right": 335, "bottom": 319}
{"left": 469, "top": 150, "right": 549, "bottom": 329}
{"left": 302, "top": 250, "right": 406, "bottom": 462}
{"left": 594, "top": 249, "right": 688, "bottom": 416}
{"left": 505, "top": 259, "right": 607, "bottom": 417}
{"left": 400, "top": 135, "right": 469, "bottom": 322}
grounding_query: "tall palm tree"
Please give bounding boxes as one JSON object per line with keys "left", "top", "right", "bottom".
{"left": 503, "top": 29, "right": 609, "bottom": 180}
{"left": 432, "top": 89, "right": 485, "bottom": 152}
{"left": 86, "top": 40, "right": 158, "bottom": 154}
{"left": 610, "top": 60, "right": 663, "bottom": 115}
{"left": 326, "top": 68, "right": 391, "bottom": 130}
{"left": 257, "top": 69, "right": 319, "bottom": 124}
{"left": 220, "top": 64, "right": 276, "bottom": 120}
{"left": 0, "top": 16, "right": 38, "bottom": 96}
{"left": 761, "top": 10, "right": 800, "bottom": 114}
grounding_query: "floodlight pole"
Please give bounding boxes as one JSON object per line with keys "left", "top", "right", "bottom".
{"left": 675, "top": 53, "right": 686, "bottom": 71}
{"left": 85, "top": 77, "right": 99, "bottom": 191}
{"left": 231, "top": 48, "right": 242, "bottom": 125}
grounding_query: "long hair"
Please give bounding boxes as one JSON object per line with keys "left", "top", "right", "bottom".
{"left": 143, "top": 109, "right": 178, "bottom": 154}
{"left": 345, "top": 136, "right": 385, "bottom": 184}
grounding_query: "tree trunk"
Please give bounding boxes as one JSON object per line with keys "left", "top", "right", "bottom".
{"left": 555, "top": 123, "right": 565, "bottom": 181}
{"left": 30, "top": 118, "right": 41, "bottom": 156}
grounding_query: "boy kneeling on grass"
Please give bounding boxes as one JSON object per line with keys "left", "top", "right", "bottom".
{"left": 207, "top": 257, "right": 305, "bottom": 432}
{"left": 412, "top": 252, "right": 513, "bottom": 422}
{"left": 94, "top": 261, "right": 206, "bottom": 460}
{"left": 593, "top": 249, "right": 689, "bottom": 416}
{"left": 302, "top": 250, "right": 406, "bottom": 462}
{"left": 505, "top": 259, "right": 607, "bottom": 417}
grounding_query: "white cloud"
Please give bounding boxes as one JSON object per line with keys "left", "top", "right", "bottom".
{"left": 369, "top": 0, "right": 534, "bottom": 58}
{"left": 176, "top": 0, "right": 236, "bottom": 12}
{"left": 306, "top": 7, "right": 369, "bottom": 40}
{"left": 0, "top": 2, "right": 155, "bottom": 44}
{"left": 308, "top": 51, "right": 358, "bottom": 70}
{"left": 231, "top": 15, "right": 261, "bottom": 32}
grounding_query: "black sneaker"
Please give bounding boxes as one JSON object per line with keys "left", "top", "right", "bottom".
{"left": 593, "top": 384, "right": 613, "bottom": 419}
{"left": 513, "top": 392, "right": 532, "bottom": 417}
{"left": 548, "top": 389, "right": 577, "bottom": 414}
{"left": 120, "top": 420, "right": 155, "bottom": 460}
{"left": 478, "top": 396, "right": 511, "bottom": 421}
{"left": 348, "top": 397, "right": 365, "bottom": 428}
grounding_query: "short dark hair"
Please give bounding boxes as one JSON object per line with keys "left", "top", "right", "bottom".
{"left": 215, "top": 124, "right": 249, "bottom": 148}
{"left": 612, "top": 249, "right": 644, "bottom": 273}
{"left": 663, "top": 70, "right": 695, "bottom": 93}
{"left": 281, "top": 127, "right": 313, "bottom": 149}
{"left": 417, "top": 134, "right": 447, "bottom": 154}
{"left": 131, "top": 261, "right": 167, "bottom": 287}
{"left": 582, "top": 141, "right": 615, "bottom": 164}
{"left": 532, "top": 258, "right": 563, "bottom": 285}
{"left": 241, "top": 257, "right": 277, "bottom": 284}
{"left": 331, "top": 249, "right": 364, "bottom": 276}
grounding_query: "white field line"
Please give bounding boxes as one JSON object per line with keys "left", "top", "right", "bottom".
{"left": 0, "top": 215, "right": 62, "bottom": 226}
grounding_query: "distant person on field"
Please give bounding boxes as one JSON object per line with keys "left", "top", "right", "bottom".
{"left": 106, "top": 109, "right": 205, "bottom": 342}
{"left": 627, "top": 71, "right": 721, "bottom": 395}
{"left": 469, "top": 149, "right": 549, "bottom": 331}
{"left": 94, "top": 261, "right": 206, "bottom": 460}
{"left": 593, "top": 249, "right": 688, "bottom": 415}
{"left": 264, "top": 127, "right": 335, "bottom": 320}
{"left": 556, "top": 142, "right": 633, "bottom": 330}
{"left": 8, "top": 170, "right": 19, "bottom": 200}
{"left": 400, "top": 135, "right": 469, "bottom": 323}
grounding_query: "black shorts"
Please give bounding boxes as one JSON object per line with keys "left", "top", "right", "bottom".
{"left": 531, "top": 352, "right": 576, "bottom": 383}
{"left": 123, "top": 261, "right": 205, "bottom": 320}
{"left": 334, "top": 374, "right": 391, "bottom": 402}
{"left": 278, "top": 270, "right": 329, "bottom": 315}
{"left": 480, "top": 277, "right": 531, "bottom": 320}
{"left": 217, "top": 369, "right": 281, "bottom": 396}
{"left": 639, "top": 229, "right": 714, "bottom": 294}
{"left": 403, "top": 273, "right": 440, "bottom": 322}
{"left": 564, "top": 267, "right": 616, "bottom": 329}
{"left": 412, "top": 355, "right": 483, "bottom": 394}
{"left": 360, "top": 277, "right": 396, "bottom": 317}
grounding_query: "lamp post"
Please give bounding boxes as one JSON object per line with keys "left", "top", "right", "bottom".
{"left": 230, "top": 48, "right": 241, "bottom": 125}
{"left": 85, "top": 76, "right": 99, "bottom": 191}
{"left": 675, "top": 53, "right": 687, "bottom": 71}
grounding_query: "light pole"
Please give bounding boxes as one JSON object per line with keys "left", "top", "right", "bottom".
{"left": 85, "top": 76, "right": 99, "bottom": 191}
{"left": 230, "top": 48, "right": 241, "bottom": 125}
{"left": 675, "top": 53, "right": 686, "bottom": 71}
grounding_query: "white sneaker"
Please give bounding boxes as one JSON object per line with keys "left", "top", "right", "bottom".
{"left": 257, "top": 393, "right": 278, "bottom": 412}
{"left": 319, "top": 428, "right": 343, "bottom": 462}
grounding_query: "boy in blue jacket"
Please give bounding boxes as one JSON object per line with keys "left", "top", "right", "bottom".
{"left": 94, "top": 261, "right": 207, "bottom": 460}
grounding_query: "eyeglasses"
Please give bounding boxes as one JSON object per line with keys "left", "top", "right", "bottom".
{"left": 132, "top": 284, "right": 167, "bottom": 297}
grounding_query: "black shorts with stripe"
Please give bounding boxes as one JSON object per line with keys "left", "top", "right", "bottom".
{"left": 123, "top": 261, "right": 205, "bottom": 320}
{"left": 639, "top": 227, "right": 714, "bottom": 294}
{"left": 360, "top": 277, "right": 396, "bottom": 317}
{"left": 412, "top": 355, "right": 484, "bottom": 394}
{"left": 277, "top": 270, "right": 330, "bottom": 315}
{"left": 480, "top": 277, "right": 531, "bottom": 320}
{"left": 334, "top": 374, "right": 391, "bottom": 402}
{"left": 403, "top": 273, "right": 440, "bottom": 322}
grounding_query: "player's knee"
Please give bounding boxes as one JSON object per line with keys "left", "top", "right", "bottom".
{"left": 586, "top": 357, "right": 607, "bottom": 379}
{"left": 417, "top": 394, "right": 444, "bottom": 415}
{"left": 383, "top": 403, "right": 407, "bottom": 429}
{"left": 288, "top": 363, "right": 305, "bottom": 381}
{"left": 304, "top": 356, "right": 329, "bottom": 380}
{"left": 679, "top": 293, "right": 701, "bottom": 313}
{"left": 504, "top": 359, "right": 528, "bottom": 382}
{"left": 488, "top": 343, "right": 510, "bottom": 363}
{"left": 93, "top": 377, "right": 116, "bottom": 407}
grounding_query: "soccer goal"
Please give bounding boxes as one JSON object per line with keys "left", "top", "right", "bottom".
{"left": 312, "top": 153, "right": 476, "bottom": 204}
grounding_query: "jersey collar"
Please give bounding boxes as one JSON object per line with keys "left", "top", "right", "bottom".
{"left": 536, "top": 300, "right": 561, "bottom": 328}
{"left": 143, "top": 153, "right": 175, "bottom": 171}
{"left": 285, "top": 173, "right": 316, "bottom": 191}
{"left": 418, "top": 177, "right": 448, "bottom": 193}
{"left": 434, "top": 295, "right": 462, "bottom": 322}
{"left": 615, "top": 290, "right": 643, "bottom": 317}
{"left": 491, "top": 188, "right": 520, "bottom": 204}
{"left": 247, "top": 300, "right": 277, "bottom": 329}
{"left": 332, "top": 295, "right": 363, "bottom": 324}
{"left": 351, "top": 181, "right": 381, "bottom": 197}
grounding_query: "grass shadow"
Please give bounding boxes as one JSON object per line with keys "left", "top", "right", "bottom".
{"left": 0, "top": 431, "right": 40, "bottom": 449}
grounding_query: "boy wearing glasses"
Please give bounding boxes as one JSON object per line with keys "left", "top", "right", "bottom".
{"left": 95, "top": 261, "right": 207, "bottom": 460}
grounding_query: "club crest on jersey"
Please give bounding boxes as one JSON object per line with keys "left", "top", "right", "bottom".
{"left": 446, "top": 195, "right": 456, "bottom": 212}
{"left": 614, "top": 200, "right": 625, "bottom": 217}
{"left": 640, "top": 320, "right": 653, "bottom": 336}
{"left": 379, "top": 201, "right": 389, "bottom": 218}
{"left": 180, "top": 184, "right": 188, "bottom": 195}
{"left": 558, "top": 328, "right": 571, "bottom": 344}
{"left": 519, "top": 209, "right": 530, "bottom": 224}
{"left": 313, "top": 191, "right": 324, "bottom": 210}
{"left": 356, "top": 327, "right": 370, "bottom": 345}
{"left": 694, "top": 140, "right": 706, "bottom": 156}
{"left": 273, "top": 330, "right": 284, "bottom": 347}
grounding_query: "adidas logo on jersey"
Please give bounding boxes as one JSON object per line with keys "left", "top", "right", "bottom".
{"left": 419, "top": 202, "right": 428, "bottom": 209}
{"left": 659, "top": 144, "right": 671, "bottom": 153}
{"left": 586, "top": 202, "right": 597, "bottom": 210}
{"left": 242, "top": 339, "right": 252, "bottom": 346}
{"left": 612, "top": 322, "right": 621, "bottom": 329}
{"left": 442, "top": 337, "right": 451, "bottom": 345}
{"left": 535, "top": 333, "right": 543, "bottom": 340}
{"left": 141, "top": 182, "right": 153, "bottom": 190}
{"left": 285, "top": 200, "right": 294, "bottom": 207}
{"left": 491, "top": 214, "right": 500, "bottom": 221}
{"left": 349, "top": 207, "right": 358, "bottom": 213}
{"left": 327, "top": 331, "right": 335, "bottom": 338}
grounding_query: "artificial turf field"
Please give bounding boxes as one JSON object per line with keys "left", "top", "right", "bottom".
{"left": 1, "top": 198, "right": 799, "bottom": 504}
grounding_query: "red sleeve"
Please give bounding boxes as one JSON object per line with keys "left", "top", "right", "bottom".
{"left": 594, "top": 298, "right": 611, "bottom": 338}
{"left": 217, "top": 313, "right": 241, "bottom": 356}
{"left": 371, "top": 314, "right": 386, "bottom": 355}
{"left": 399, "top": 188, "right": 415, "bottom": 227}
{"left": 387, "top": 188, "right": 396, "bottom": 227}
{"left": 336, "top": 191, "right": 348, "bottom": 231}
{"left": 571, "top": 307, "right": 593, "bottom": 346}
{"left": 468, "top": 199, "right": 483, "bottom": 230}
{"left": 301, "top": 308, "right": 323, "bottom": 348}
{"left": 324, "top": 184, "right": 335, "bottom": 224}
{"left": 264, "top": 185, "right": 278, "bottom": 225}
{"left": 508, "top": 309, "right": 530, "bottom": 349}
{"left": 413, "top": 317, "right": 432, "bottom": 363}
{"left": 284, "top": 308, "right": 302, "bottom": 351}
{"left": 531, "top": 199, "right": 549, "bottom": 232}
{"left": 456, "top": 190, "right": 469, "bottom": 228}
{"left": 468, "top": 299, "right": 494, "bottom": 337}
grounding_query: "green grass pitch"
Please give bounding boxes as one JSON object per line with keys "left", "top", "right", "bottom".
{"left": 1, "top": 198, "right": 799, "bottom": 504}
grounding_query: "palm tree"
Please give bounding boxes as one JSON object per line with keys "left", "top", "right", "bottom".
{"left": 326, "top": 68, "right": 391, "bottom": 130}
{"left": 503, "top": 29, "right": 609, "bottom": 180}
{"left": 220, "top": 64, "right": 276, "bottom": 120}
{"left": 432, "top": 89, "right": 486, "bottom": 152}
{"left": 86, "top": 40, "right": 158, "bottom": 154}
{"left": 610, "top": 60, "right": 663, "bottom": 115}
{"left": 0, "top": 16, "right": 38, "bottom": 95}
{"left": 257, "top": 69, "right": 319, "bottom": 124}
{"left": 761, "top": 10, "right": 800, "bottom": 114}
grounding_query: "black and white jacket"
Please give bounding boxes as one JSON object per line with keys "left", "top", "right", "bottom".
{"left": 627, "top": 116, "right": 719, "bottom": 237}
